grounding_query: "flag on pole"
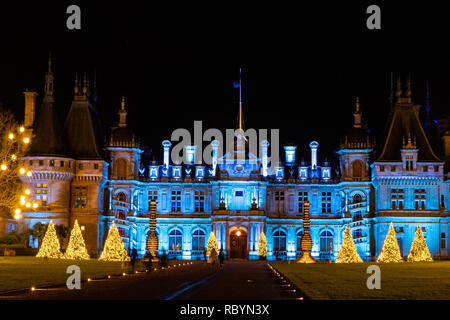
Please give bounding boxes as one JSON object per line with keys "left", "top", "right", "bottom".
{"left": 233, "top": 81, "right": 240, "bottom": 88}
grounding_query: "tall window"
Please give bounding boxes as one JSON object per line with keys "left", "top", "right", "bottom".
{"left": 171, "top": 190, "right": 181, "bottom": 212}
{"left": 441, "top": 233, "right": 446, "bottom": 249}
{"left": 35, "top": 183, "right": 48, "bottom": 205}
{"left": 414, "top": 189, "right": 426, "bottom": 210}
{"left": 298, "top": 191, "right": 308, "bottom": 213}
{"left": 391, "top": 189, "right": 404, "bottom": 210}
{"left": 296, "top": 230, "right": 303, "bottom": 252}
{"left": 169, "top": 229, "right": 182, "bottom": 251}
{"left": 353, "top": 229, "right": 362, "bottom": 239}
{"left": 73, "top": 186, "right": 87, "bottom": 208}
{"left": 192, "top": 229, "right": 206, "bottom": 251}
{"left": 194, "top": 191, "right": 205, "bottom": 213}
{"left": 273, "top": 230, "right": 286, "bottom": 251}
{"left": 275, "top": 191, "right": 284, "bottom": 214}
{"left": 321, "top": 192, "right": 331, "bottom": 213}
{"left": 148, "top": 190, "right": 158, "bottom": 208}
{"left": 319, "top": 231, "right": 333, "bottom": 255}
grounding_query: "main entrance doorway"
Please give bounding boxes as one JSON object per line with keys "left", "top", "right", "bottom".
{"left": 229, "top": 228, "right": 248, "bottom": 259}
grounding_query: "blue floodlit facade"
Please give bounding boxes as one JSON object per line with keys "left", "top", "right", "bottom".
{"left": 16, "top": 64, "right": 450, "bottom": 261}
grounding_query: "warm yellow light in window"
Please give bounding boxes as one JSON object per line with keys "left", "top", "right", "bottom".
{"left": 25, "top": 189, "right": 30, "bottom": 195}
{"left": 19, "top": 168, "right": 25, "bottom": 174}
{"left": 1, "top": 164, "right": 7, "bottom": 171}
{"left": 26, "top": 202, "right": 31, "bottom": 208}
{"left": 26, "top": 171, "right": 32, "bottom": 177}
{"left": 32, "top": 203, "right": 38, "bottom": 208}
{"left": 14, "top": 213, "right": 22, "bottom": 220}
{"left": 20, "top": 195, "right": 26, "bottom": 200}
{"left": 14, "top": 208, "right": 21, "bottom": 215}
{"left": 20, "top": 199, "right": 26, "bottom": 205}
{"left": 81, "top": 226, "right": 86, "bottom": 231}
{"left": 11, "top": 154, "right": 16, "bottom": 160}
{"left": 19, "top": 127, "right": 25, "bottom": 133}
{"left": 23, "top": 137, "right": 30, "bottom": 144}
{"left": 236, "top": 231, "right": 241, "bottom": 237}
{"left": 8, "top": 133, "right": 14, "bottom": 140}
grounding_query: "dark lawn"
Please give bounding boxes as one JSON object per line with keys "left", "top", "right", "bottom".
{"left": 271, "top": 261, "right": 450, "bottom": 299}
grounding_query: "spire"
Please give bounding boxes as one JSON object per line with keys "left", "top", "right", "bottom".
{"left": 353, "top": 96, "right": 362, "bottom": 129}
{"left": 44, "top": 53, "right": 54, "bottom": 102}
{"left": 118, "top": 96, "right": 127, "bottom": 127}
{"left": 234, "top": 67, "right": 247, "bottom": 144}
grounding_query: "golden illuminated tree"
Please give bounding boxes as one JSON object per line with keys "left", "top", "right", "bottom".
{"left": 377, "top": 223, "right": 403, "bottom": 263}
{"left": 257, "top": 232, "right": 267, "bottom": 258}
{"left": 99, "top": 221, "right": 130, "bottom": 261}
{"left": 36, "top": 221, "right": 63, "bottom": 258}
{"left": 407, "top": 226, "right": 433, "bottom": 262}
{"left": 206, "top": 232, "right": 218, "bottom": 258}
{"left": 335, "top": 226, "right": 363, "bottom": 263}
{"left": 0, "top": 108, "right": 33, "bottom": 219}
{"left": 64, "top": 220, "right": 90, "bottom": 260}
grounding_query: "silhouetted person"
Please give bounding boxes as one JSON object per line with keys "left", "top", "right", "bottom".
{"left": 146, "top": 252, "right": 153, "bottom": 272}
{"left": 131, "top": 248, "right": 138, "bottom": 272}
{"left": 218, "top": 249, "right": 224, "bottom": 268}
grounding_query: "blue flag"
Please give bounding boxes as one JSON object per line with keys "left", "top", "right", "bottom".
{"left": 233, "top": 81, "right": 240, "bottom": 88}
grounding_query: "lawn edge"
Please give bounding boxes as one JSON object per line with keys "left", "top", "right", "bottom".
{"left": 268, "top": 262, "right": 312, "bottom": 300}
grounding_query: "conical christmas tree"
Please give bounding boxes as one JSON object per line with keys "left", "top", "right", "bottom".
{"left": 335, "top": 226, "right": 363, "bottom": 263}
{"left": 377, "top": 223, "right": 403, "bottom": 263}
{"left": 206, "top": 232, "right": 218, "bottom": 257}
{"left": 257, "top": 232, "right": 267, "bottom": 259}
{"left": 407, "top": 226, "right": 433, "bottom": 262}
{"left": 64, "top": 220, "right": 90, "bottom": 260}
{"left": 36, "top": 221, "right": 63, "bottom": 259}
{"left": 99, "top": 221, "right": 130, "bottom": 261}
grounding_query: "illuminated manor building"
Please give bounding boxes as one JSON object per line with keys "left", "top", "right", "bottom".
{"left": 17, "top": 61, "right": 450, "bottom": 261}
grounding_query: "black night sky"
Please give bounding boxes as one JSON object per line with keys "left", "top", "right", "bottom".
{"left": 1, "top": 1, "right": 449, "bottom": 165}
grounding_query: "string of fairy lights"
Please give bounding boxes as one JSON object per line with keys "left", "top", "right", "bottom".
{"left": 2, "top": 125, "right": 35, "bottom": 220}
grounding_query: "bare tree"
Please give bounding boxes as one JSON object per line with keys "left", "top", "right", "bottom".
{"left": 0, "top": 108, "right": 29, "bottom": 218}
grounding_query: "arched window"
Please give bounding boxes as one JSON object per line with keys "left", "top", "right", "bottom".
{"left": 351, "top": 160, "right": 363, "bottom": 178}
{"left": 320, "top": 230, "right": 333, "bottom": 255}
{"left": 273, "top": 230, "right": 286, "bottom": 251}
{"left": 192, "top": 229, "right": 206, "bottom": 251}
{"left": 296, "top": 230, "right": 303, "bottom": 252}
{"left": 169, "top": 229, "right": 183, "bottom": 251}
{"left": 352, "top": 194, "right": 362, "bottom": 204}
{"left": 115, "top": 158, "right": 128, "bottom": 180}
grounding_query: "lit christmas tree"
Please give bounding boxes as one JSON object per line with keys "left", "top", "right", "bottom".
{"left": 36, "top": 221, "right": 63, "bottom": 258}
{"left": 99, "top": 221, "right": 130, "bottom": 262}
{"left": 335, "top": 226, "right": 363, "bottom": 263}
{"left": 64, "top": 220, "right": 90, "bottom": 260}
{"left": 257, "top": 232, "right": 267, "bottom": 259}
{"left": 377, "top": 223, "right": 403, "bottom": 263}
{"left": 407, "top": 226, "right": 433, "bottom": 262}
{"left": 206, "top": 232, "right": 218, "bottom": 258}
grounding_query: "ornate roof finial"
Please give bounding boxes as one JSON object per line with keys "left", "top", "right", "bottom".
{"left": 44, "top": 53, "right": 54, "bottom": 100}
{"left": 118, "top": 96, "right": 127, "bottom": 127}
{"left": 353, "top": 96, "right": 362, "bottom": 129}
{"left": 406, "top": 74, "right": 412, "bottom": 101}
{"left": 82, "top": 72, "right": 88, "bottom": 96}
{"left": 74, "top": 73, "right": 79, "bottom": 95}
{"left": 396, "top": 75, "right": 402, "bottom": 99}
